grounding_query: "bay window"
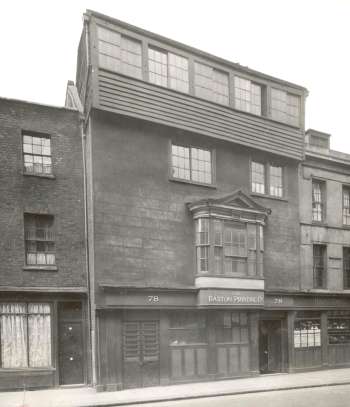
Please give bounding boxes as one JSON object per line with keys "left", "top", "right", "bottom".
{"left": 195, "top": 218, "right": 262, "bottom": 276}
{"left": 0, "top": 303, "right": 51, "bottom": 368}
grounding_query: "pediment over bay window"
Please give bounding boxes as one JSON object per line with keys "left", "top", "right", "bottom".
{"left": 187, "top": 190, "right": 270, "bottom": 280}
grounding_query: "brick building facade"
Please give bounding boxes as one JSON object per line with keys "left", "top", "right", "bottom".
{"left": 0, "top": 98, "right": 89, "bottom": 389}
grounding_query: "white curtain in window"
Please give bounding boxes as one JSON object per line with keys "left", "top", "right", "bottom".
{"left": 28, "top": 303, "right": 51, "bottom": 367}
{"left": 0, "top": 303, "right": 28, "bottom": 368}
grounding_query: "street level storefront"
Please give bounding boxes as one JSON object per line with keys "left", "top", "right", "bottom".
{"left": 0, "top": 291, "right": 89, "bottom": 391}
{"left": 95, "top": 288, "right": 350, "bottom": 391}
{"left": 96, "top": 286, "right": 264, "bottom": 391}
{"left": 263, "top": 293, "right": 350, "bottom": 373}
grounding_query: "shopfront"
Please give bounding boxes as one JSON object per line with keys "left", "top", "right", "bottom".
{"left": 0, "top": 292, "right": 88, "bottom": 391}
{"left": 96, "top": 285, "right": 263, "bottom": 391}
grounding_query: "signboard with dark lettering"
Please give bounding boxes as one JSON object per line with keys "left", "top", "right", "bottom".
{"left": 198, "top": 289, "right": 264, "bottom": 307}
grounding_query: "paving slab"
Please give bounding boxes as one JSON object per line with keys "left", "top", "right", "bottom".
{"left": 1, "top": 368, "right": 350, "bottom": 407}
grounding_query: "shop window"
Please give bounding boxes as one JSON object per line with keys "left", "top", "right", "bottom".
{"left": 343, "top": 187, "right": 350, "bottom": 226}
{"left": 148, "top": 47, "right": 189, "bottom": 93}
{"left": 328, "top": 313, "right": 350, "bottom": 345}
{"left": 23, "top": 132, "right": 52, "bottom": 175}
{"left": 171, "top": 144, "right": 212, "bottom": 184}
{"left": 215, "top": 312, "right": 248, "bottom": 343}
{"left": 312, "top": 180, "right": 325, "bottom": 222}
{"left": 194, "top": 62, "right": 229, "bottom": 105}
{"left": 169, "top": 312, "right": 207, "bottom": 345}
{"left": 97, "top": 26, "right": 142, "bottom": 79}
{"left": 313, "top": 244, "right": 326, "bottom": 288}
{"left": 294, "top": 319, "right": 321, "bottom": 348}
{"left": 24, "top": 214, "right": 55, "bottom": 266}
{"left": 0, "top": 303, "right": 51, "bottom": 368}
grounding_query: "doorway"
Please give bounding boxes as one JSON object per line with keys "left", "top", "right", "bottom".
{"left": 123, "top": 320, "right": 160, "bottom": 388}
{"left": 58, "top": 302, "right": 84, "bottom": 385}
{"left": 259, "top": 320, "right": 282, "bottom": 373}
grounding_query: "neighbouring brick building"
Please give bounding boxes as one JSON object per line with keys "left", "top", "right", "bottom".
{"left": 0, "top": 98, "right": 89, "bottom": 390}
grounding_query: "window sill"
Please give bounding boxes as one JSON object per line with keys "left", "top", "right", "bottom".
{"left": 0, "top": 367, "right": 55, "bottom": 373}
{"left": 169, "top": 176, "right": 217, "bottom": 189}
{"left": 195, "top": 273, "right": 264, "bottom": 280}
{"left": 23, "top": 265, "right": 58, "bottom": 272}
{"left": 23, "top": 172, "right": 56, "bottom": 179}
{"left": 311, "top": 221, "right": 328, "bottom": 227}
{"left": 250, "top": 192, "right": 288, "bottom": 202}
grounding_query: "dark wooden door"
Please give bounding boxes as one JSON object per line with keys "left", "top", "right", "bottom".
{"left": 123, "top": 321, "right": 159, "bottom": 388}
{"left": 58, "top": 302, "right": 84, "bottom": 385}
{"left": 259, "top": 320, "right": 282, "bottom": 373}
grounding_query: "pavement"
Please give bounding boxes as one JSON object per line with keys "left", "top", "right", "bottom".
{"left": 1, "top": 368, "right": 350, "bottom": 407}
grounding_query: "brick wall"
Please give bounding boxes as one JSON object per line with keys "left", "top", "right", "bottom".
{"left": 89, "top": 110, "right": 301, "bottom": 300}
{"left": 0, "top": 98, "right": 86, "bottom": 288}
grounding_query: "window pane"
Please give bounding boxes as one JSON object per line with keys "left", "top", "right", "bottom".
{"left": 171, "top": 144, "right": 190, "bottom": 180}
{"left": 28, "top": 304, "right": 51, "bottom": 367}
{"left": 251, "top": 161, "right": 265, "bottom": 194}
{"left": 269, "top": 165, "right": 283, "bottom": 197}
{"left": 287, "top": 94, "right": 300, "bottom": 126}
{"left": 191, "top": 147, "right": 211, "bottom": 184}
{"left": 294, "top": 319, "right": 321, "bottom": 348}
{"left": 343, "top": 188, "right": 350, "bottom": 225}
{"left": 194, "top": 63, "right": 228, "bottom": 105}
{"left": 24, "top": 214, "right": 55, "bottom": 266}
{"left": 312, "top": 181, "right": 324, "bottom": 222}
{"left": 23, "top": 134, "right": 52, "bottom": 175}
{"left": 194, "top": 62, "right": 213, "bottom": 101}
{"left": 168, "top": 53, "right": 189, "bottom": 93}
{"left": 313, "top": 245, "right": 326, "bottom": 288}
{"left": 234, "top": 77, "right": 261, "bottom": 115}
{"left": 271, "top": 88, "right": 287, "bottom": 122}
{"left": 148, "top": 47, "right": 168, "bottom": 87}
{"left": 0, "top": 303, "right": 28, "bottom": 368}
{"left": 121, "top": 36, "right": 142, "bottom": 79}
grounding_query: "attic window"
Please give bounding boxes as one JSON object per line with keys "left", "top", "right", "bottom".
{"left": 309, "top": 135, "right": 329, "bottom": 149}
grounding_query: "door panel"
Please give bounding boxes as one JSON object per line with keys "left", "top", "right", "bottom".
{"left": 123, "top": 321, "right": 159, "bottom": 388}
{"left": 58, "top": 302, "right": 84, "bottom": 385}
{"left": 259, "top": 320, "right": 282, "bottom": 373}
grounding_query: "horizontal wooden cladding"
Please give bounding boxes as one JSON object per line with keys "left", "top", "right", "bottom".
{"left": 96, "top": 70, "right": 304, "bottom": 160}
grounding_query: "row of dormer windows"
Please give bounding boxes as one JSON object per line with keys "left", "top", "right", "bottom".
{"left": 97, "top": 26, "right": 301, "bottom": 127}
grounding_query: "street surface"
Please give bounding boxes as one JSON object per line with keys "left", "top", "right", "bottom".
{"left": 126, "top": 384, "right": 350, "bottom": 407}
